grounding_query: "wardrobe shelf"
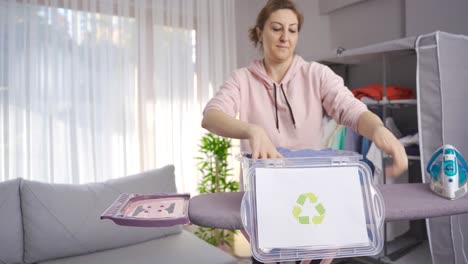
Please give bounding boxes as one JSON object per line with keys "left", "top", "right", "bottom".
{"left": 365, "top": 99, "right": 417, "bottom": 107}
{"left": 383, "top": 154, "right": 420, "bottom": 161}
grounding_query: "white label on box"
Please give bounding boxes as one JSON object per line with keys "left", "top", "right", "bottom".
{"left": 255, "top": 167, "right": 369, "bottom": 249}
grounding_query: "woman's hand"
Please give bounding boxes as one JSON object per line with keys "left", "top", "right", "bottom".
{"left": 372, "top": 125, "right": 408, "bottom": 177}
{"left": 247, "top": 124, "right": 283, "bottom": 159}
{"left": 201, "top": 110, "right": 282, "bottom": 159}
{"left": 358, "top": 111, "right": 408, "bottom": 177}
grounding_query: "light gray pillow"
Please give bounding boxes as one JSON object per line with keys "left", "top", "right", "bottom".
{"left": 21, "top": 165, "right": 182, "bottom": 263}
{"left": 0, "top": 178, "right": 24, "bottom": 264}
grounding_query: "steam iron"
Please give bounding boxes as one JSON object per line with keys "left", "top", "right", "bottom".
{"left": 426, "top": 145, "right": 468, "bottom": 200}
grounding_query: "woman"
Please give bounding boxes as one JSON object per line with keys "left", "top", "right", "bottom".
{"left": 202, "top": 0, "right": 407, "bottom": 263}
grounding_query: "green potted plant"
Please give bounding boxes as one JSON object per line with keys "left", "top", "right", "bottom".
{"left": 195, "top": 133, "right": 239, "bottom": 252}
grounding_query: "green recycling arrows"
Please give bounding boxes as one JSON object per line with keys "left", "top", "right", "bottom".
{"left": 292, "top": 192, "right": 326, "bottom": 225}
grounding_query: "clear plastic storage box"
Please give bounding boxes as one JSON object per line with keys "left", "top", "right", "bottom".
{"left": 238, "top": 150, "right": 384, "bottom": 263}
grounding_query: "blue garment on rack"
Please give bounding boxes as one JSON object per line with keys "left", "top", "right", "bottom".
{"left": 344, "top": 128, "right": 362, "bottom": 153}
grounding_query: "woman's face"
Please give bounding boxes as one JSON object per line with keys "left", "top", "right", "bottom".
{"left": 258, "top": 9, "right": 299, "bottom": 63}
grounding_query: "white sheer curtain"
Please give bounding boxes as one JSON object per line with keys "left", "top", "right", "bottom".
{"left": 0, "top": 0, "right": 237, "bottom": 193}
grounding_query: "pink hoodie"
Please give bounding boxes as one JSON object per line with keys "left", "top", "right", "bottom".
{"left": 203, "top": 55, "right": 368, "bottom": 152}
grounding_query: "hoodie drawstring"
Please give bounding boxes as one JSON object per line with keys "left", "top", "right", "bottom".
{"left": 273, "top": 83, "right": 297, "bottom": 132}
{"left": 280, "top": 83, "right": 296, "bottom": 129}
{"left": 274, "top": 83, "right": 279, "bottom": 132}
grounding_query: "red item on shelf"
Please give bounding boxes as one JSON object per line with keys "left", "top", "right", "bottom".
{"left": 352, "top": 84, "right": 414, "bottom": 100}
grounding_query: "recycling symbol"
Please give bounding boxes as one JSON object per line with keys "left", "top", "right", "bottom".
{"left": 292, "top": 193, "right": 326, "bottom": 225}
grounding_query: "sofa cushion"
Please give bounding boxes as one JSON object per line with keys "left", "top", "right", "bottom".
{"left": 38, "top": 230, "right": 237, "bottom": 264}
{"left": 21, "top": 165, "right": 182, "bottom": 263}
{"left": 0, "top": 178, "right": 23, "bottom": 264}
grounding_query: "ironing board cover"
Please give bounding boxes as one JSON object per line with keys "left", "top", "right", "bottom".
{"left": 188, "top": 183, "right": 468, "bottom": 229}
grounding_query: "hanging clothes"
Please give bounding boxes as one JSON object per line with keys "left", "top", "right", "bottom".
{"left": 321, "top": 115, "right": 338, "bottom": 148}
{"left": 327, "top": 125, "right": 346, "bottom": 150}
{"left": 361, "top": 137, "right": 375, "bottom": 175}
{"left": 385, "top": 117, "right": 403, "bottom": 139}
{"left": 344, "top": 128, "right": 362, "bottom": 153}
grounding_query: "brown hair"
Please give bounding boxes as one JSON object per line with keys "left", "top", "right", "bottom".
{"left": 248, "top": 0, "right": 304, "bottom": 48}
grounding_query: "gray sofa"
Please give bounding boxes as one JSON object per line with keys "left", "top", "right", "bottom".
{"left": 0, "top": 165, "right": 237, "bottom": 264}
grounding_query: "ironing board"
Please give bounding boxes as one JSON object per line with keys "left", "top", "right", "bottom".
{"left": 188, "top": 183, "right": 468, "bottom": 230}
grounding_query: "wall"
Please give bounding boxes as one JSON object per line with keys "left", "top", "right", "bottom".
{"left": 234, "top": 0, "right": 265, "bottom": 68}
{"left": 405, "top": 0, "right": 468, "bottom": 37}
{"left": 318, "top": 0, "right": 369, "bottom": 15}
{"left": 327, "top": 0, "right": 405, "bottom": 51}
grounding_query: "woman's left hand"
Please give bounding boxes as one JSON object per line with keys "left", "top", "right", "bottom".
{"left": 372, "top": 125, "right": 408, "bottom": 177}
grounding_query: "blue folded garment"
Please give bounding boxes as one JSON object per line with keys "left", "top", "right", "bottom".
{"left": 278, "top": 147, "right": 362, "bottom": 158}
{"left": 243, "top": 148, "right": 359, "bottom": 159}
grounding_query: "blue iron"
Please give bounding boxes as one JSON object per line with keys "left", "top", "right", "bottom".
{"left": 426, "top": 145, "right": 468, "bottom": 200}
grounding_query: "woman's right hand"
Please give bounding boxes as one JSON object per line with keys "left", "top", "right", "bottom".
{"left": 247, "top": 124, "right": 283, "bottom": 159}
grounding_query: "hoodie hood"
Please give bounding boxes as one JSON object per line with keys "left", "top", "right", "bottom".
{"left": 247, "top": 54, "right": 307, "bottom": 89}
{"left": 247, "top": 55, "right": 308, "bottom": 132}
